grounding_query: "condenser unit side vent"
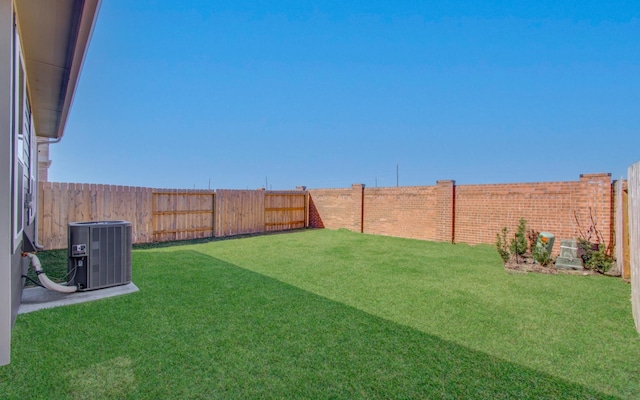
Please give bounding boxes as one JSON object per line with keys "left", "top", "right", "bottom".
{"left": 68, "top": 221, "right": 132, "bottom": 291}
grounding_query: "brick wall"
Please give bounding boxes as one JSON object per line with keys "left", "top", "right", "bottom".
{"left": 309, "top": 173, "right": 614, "bottom": 254}
{"left": 436, "top": 180, "right": 456, "bottom": 243}
{"left": 363, "top": 186, "right": 438, "bottom": 240}
{"left": 308, "top": 188, "right": 354, "bottom": 230}
{"left": 455, "top": 174, "right": 613, "bottom": 252}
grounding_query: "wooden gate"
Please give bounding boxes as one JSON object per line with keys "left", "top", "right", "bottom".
{"left": 265, "top": 191, "right": 307, "bottom": 232}
{"left": 215, "top": 190, "right": 265, "bottom": 237}
{"left": 152, "top": 190, "right": 215, "bottom": 242}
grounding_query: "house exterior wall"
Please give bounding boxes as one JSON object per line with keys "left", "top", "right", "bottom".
{"left": 0, "top": 0, "right": 42, "bottom": 366}
{"left": 0, "top": 0, "right": 14, "bottom": 366}
{"left": 1, "top": 0, "right": 100, "bottom": 366}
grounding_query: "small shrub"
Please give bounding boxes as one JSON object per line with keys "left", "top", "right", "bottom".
{"left": 574, "top": 210, "right": 615, "bottom": 274}
{"left": 532, "top": 246, "right": 553, "bottom": 266}
{"left": 580, "top": 241, "right": 614, "bottom": 274}
{"left": 496, "top": 227, "right": 510, "bottom": 263}
{"left": 510, "top": 218, "right": 528, "bottom": 257}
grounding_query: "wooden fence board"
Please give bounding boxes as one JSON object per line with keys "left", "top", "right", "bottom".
{"left": 38, "top": 182, "right": 50, "bottom": 248}
{"left": 629, "top": 162, "right": 640, "bottom": 333}
{"left": 88, "top": 183, "right": 97, "bottom": 220}
{"left": 37, "top": 181, "right": 45, "bottom": 245}
{"left": 623, "top": 189, "right": 630, "bottom": 280}
{"left": 52, "top": 182, "right": 63, "bottom": 248}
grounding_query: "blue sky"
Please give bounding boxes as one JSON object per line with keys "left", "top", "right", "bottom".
{"left": 50, "top": 0, "right": 640, "bottom": 189}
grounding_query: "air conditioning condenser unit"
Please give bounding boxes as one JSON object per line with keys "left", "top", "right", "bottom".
{"left": 68, "top": 221, "right": 132, "bottom": 291}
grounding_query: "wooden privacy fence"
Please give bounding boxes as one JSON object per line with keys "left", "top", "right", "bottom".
{"left": 629, "top": 162, "right": 640, "bottom": 334}
{"left": 38, "top": 183, "right": 309, "bottom": 250}
{"left": 153, "top": 190, "right": 215, "bottom": 242}
{"left": 38, "top": 183, "right": 154, "bottom": 247}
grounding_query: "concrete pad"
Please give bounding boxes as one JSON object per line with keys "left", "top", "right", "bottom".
{"left": 19, "top": 283, "right": 139, "bottom": 315}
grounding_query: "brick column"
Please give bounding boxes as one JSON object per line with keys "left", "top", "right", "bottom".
{"left": 579, "top": 173, "right": 613, "bottom": 248}
{"left": 436, "top": 180, "right": 455, "bottom": 243}
{"left": 352, "top": 183, "right": 365, "bottom": 233}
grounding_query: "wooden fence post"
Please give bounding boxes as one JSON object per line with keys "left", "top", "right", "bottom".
{"left": 628, "top": 161, "right": 640, "bottom": 334}
{"left": 615, "top": 180, "right": 631, "bottom": 280}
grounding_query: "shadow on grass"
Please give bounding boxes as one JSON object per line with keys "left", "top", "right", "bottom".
{"left": 5, "top": 250, "right": 622, "bottom": 399}
{"left": 132, "top": 228, "right": 312, "bottom": 250}
{"left": 25, "top": 229, "right": 313, "bottom": 287}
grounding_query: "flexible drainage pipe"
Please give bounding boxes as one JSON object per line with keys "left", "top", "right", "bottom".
{"left": 24, "top": 253, "right": 77, "bottom": 294}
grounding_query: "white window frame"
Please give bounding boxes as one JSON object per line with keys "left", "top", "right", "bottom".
{"left": 11, "top": 19, "right": 27, "bottom": 251}
{"left": 28, "top": 116, "right": 36, "bottom": 225}
{"left": 25, "top": 101, "right": 38, "bottom": 225}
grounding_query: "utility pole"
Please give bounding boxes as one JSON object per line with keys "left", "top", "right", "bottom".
{"left": 396, "top": 164, "right": 399, "bottom": 187}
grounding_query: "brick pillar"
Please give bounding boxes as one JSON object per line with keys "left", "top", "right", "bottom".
{"left": 579, "top": 173, "right": 613, "bottom": 248}
{"left": 352, "top": 183, "right": 365, "bottom": 233}
{"left": 436, "top": 180, "right": 455, "bottom": 243}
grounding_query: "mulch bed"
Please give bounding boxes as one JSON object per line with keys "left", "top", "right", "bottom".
{"left": 503, "top": 255, "right": 598, "bottom": 276}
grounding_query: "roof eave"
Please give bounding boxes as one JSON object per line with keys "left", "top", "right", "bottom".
{"left": 55, "top": 0, "right": 101, "bottom": 140}
{"left": 15, "top": 0, "right": 101, "bottom": 140}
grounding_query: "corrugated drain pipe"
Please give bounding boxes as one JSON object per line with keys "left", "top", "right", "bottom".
{"left": 23, "top": 253, "right": 77, "bottom": 293}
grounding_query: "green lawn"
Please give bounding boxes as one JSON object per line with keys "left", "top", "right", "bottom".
{"left": 2, "top": 229, "right": 639, "bottom": 399}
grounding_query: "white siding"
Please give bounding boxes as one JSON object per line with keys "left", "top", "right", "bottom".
{"left": 0, "top": 0, "right": 15, "bottom": 366}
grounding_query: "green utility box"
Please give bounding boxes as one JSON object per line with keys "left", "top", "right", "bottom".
{"left": 535, "top": 232, "right": 555, "bottom": 255}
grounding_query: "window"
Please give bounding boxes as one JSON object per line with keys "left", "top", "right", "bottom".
{"left": 12, "top": 16, "right": 31, "bottom": 247}
{"left": 11, "top": 13, "right": 37, "bottom": 249}
{"left": 24, "top": 94, "right": 35, "bottom": 225}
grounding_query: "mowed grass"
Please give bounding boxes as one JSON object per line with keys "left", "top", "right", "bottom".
{"left": 1, "top": 229, "right": 639, "bottom": 399}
